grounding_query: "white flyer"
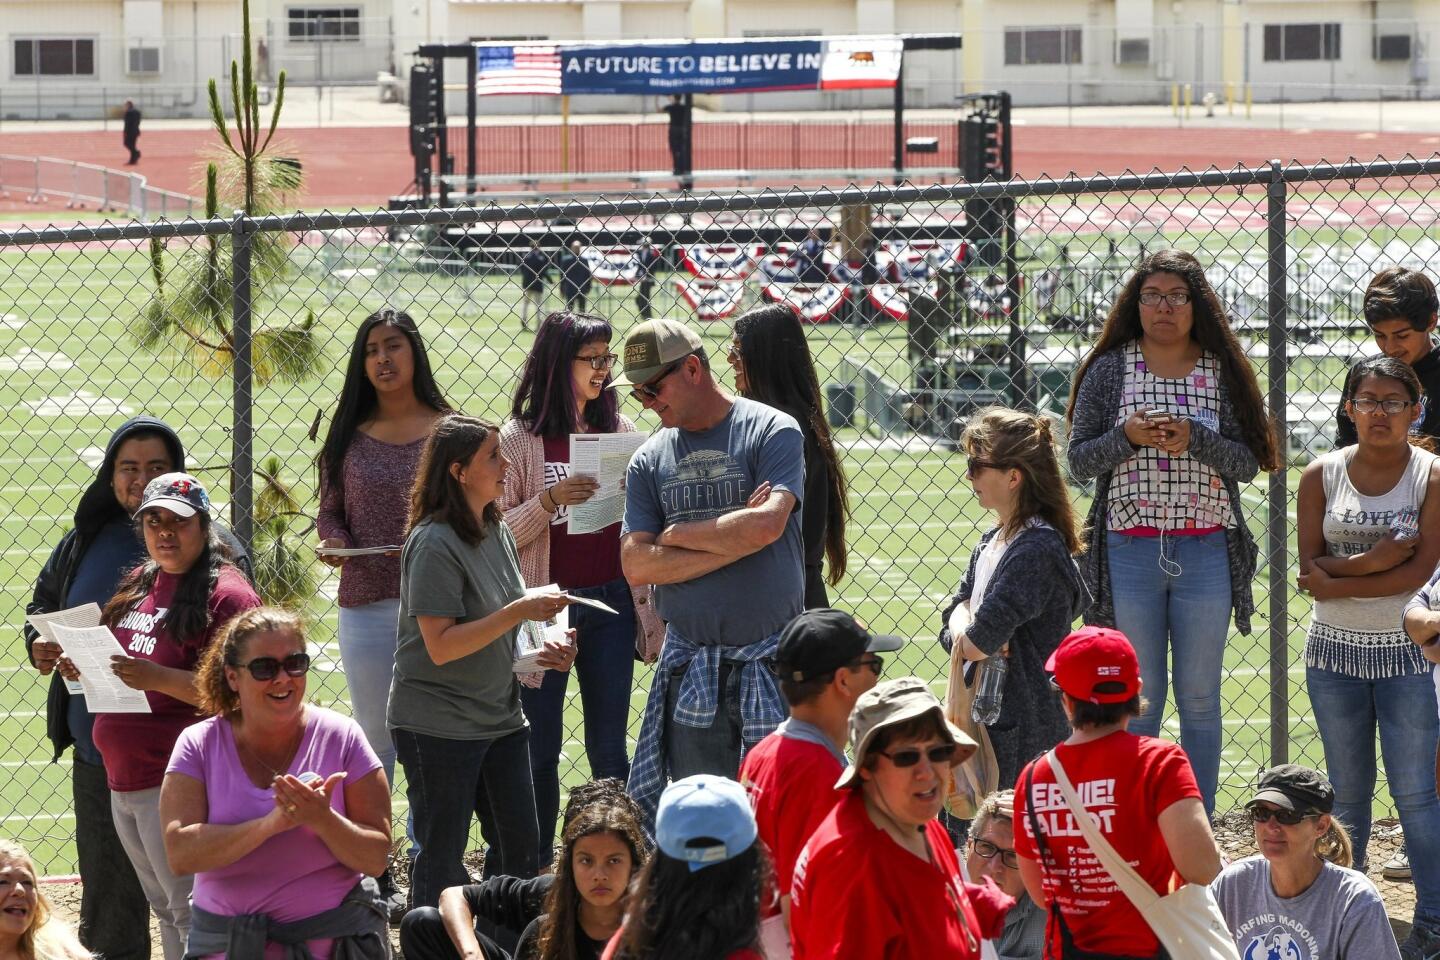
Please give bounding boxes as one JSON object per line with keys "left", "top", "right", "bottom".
{"left": 567, "top": 432, "right": 648, "bottom": 535}
{"left": 515, "top": 597, "right": 569, "bottom": 674}
{"left": 315, "top": 544, "right": 402, "bottom": 558}
{"left": 26, "top": 603, "right": 103, "bottom": 696}
{"left": 48, "top": 623, "right": 152, "bottom": 713}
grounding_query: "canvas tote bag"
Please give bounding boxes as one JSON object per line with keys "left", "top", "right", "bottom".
{"left": 1045, "top": 750, "right": 1239, "bottom": 960}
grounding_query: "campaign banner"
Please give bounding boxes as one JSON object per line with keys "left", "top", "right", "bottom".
{"left": 560, "top": 40, "right": 824, "bottom": 95}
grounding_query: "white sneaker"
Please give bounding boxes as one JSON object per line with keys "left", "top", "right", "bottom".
{"left": 1384, "top": 852, "right": 1413, "bottom": 881}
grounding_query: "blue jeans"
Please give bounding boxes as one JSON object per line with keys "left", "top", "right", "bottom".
{"left": 1307, "top": 665, "right": 1440, "bottom": 928}
{"left": 337, "top": 598, "right": 416, "bottom": 853}
{"left": 1107, "top": 530, "right": 1230, "bottom": 817}
{"left": 393, "top": 726, "right": 541, "bottom": 910}
{"left": 520, "top": 577, "right": 636, "bottom": 866}
{"left": 665, "top": 660, "right": 744, "bottom": 779}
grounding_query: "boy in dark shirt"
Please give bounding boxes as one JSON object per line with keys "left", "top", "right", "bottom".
{"left": 1336, "top": 268, "right": 1440, "bottom": 447}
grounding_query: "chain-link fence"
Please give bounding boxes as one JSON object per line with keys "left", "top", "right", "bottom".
{"left": 2, "top": 155, "right": 1438, "bottom": 874}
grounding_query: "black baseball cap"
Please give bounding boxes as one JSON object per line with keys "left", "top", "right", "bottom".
{"left": 1248, "top": 764, "right": 1335, "bottom": 815}
{"left": 771, "top": 609, "right": 905, "bottom": 683}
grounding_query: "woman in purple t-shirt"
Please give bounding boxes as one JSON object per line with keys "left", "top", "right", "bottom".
{"left": 500, "top": 311, "right": 664, "bottom": 865}
{"left": 160, "top": 606, "right": 392, "bottom": 959}
{"left": 316, "top": 308, "right": 450, "bottom": 905}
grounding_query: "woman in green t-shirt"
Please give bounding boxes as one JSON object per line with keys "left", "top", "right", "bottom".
{"left": 388, "top": 414, "right": 577, "bottom": 909}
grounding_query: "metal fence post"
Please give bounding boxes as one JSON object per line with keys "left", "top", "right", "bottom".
{"left": 1266, "top": 158, "right": 1290, "bottom": 767}
{"left": 230, "top": 211, "right": 255, "bottom": 557}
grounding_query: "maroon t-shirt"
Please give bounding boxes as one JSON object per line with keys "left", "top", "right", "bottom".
{"left": 542, "top": 434, "right": 624, "bottom": 590}
{"left": 92, "top": 565, "right": 262, "bottom": 792}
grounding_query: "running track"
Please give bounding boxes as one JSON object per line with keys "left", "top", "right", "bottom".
{"left": 4, "top": 123, "right": 1440, "bottom": 214}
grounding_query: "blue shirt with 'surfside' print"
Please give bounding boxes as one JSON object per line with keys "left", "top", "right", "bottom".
{"left": 622, "top": 397, "right": 805, "bottom": 647}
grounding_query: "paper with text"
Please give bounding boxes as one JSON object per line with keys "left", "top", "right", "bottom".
{"left": 568, "top": 432, "right": 648, "bottom": 535}
{"left": 27, "top": 603, "right": 103, "bottom": 696}
{"left": 49, "top": 623, "right": 152, "bottom": 713}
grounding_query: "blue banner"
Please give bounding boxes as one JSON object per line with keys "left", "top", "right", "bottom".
{"left": 560, "top": 40, "right": 824, "bottom": 95}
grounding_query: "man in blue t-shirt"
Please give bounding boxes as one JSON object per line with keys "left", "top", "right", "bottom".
{"left": 617, "top": 318, "right": 805, "bottom": 815}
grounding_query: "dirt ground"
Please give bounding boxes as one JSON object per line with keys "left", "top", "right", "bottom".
{"left": 39, "top": 819, "right": 1420, "bottom": 958}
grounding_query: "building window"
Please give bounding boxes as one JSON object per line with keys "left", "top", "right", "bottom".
{"left": 1262, "top": 23, "right": 1340, "bottom": 62}
{"left": 1375, "top": 34, "right": 1412, "bottom": 61}
{"left": 12, "top": 38, "right": 96, "bottom": 76}
{"left": 1003, "top": 27, "right": 1082, "bottom": 66}
{"left": 286, "top": 8, "right": 361, "bottom": 42}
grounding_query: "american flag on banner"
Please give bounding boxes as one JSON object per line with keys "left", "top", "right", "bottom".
{"left": 476, "top": 45, "right": 562, "bottom": 95}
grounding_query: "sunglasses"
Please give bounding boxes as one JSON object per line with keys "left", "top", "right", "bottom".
{"left": 1247, "top": 805, "right": 1317, "bottom": 826}
{"left": 877, "top": 743, "right": 958, "bottom": 768}
{"left": 576, "top": 353, "right": 619, "bottom": 371}
{"left": 854, "top": 655, "right": 884, "bottom": 676}
{"left": 229, "top": 652, "right": 311, "bottom": 681}
{"left": 629, "top": 358, "right": 687, "bottom": 402}
{"left": 965, "top": 458, "right": 1004, "bottom": 480}
{"left": 970, "top": 837, "right": 1019, "bottom": 869}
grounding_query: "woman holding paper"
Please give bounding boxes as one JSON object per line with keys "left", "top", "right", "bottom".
{"left": 73, "top": 472, "right": 261, "bottom": 960}
{"left": 390, "top": 414, "right": 577, "bottom": 909}
{"left": 316, "top": 308, "right": 452, "bottom": 913}
{"left": 500, "top": 311, "right": 663, "bottom": 864}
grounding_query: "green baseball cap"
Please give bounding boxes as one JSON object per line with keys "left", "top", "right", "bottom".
{"left": 611, "top": 318, "right": 704, "bottom": 388}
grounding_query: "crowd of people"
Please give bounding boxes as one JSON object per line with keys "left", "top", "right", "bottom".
{"left": 15, "top": 251, "right": 1440, "bottom": 959}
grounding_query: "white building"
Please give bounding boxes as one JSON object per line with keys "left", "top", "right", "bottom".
{"left": 5, "top": 0, "right": 1440, "bottom": 119}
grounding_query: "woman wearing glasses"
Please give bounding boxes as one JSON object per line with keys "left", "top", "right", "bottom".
{"left": 1212, "top": 764, "right": 1398, "bottom": 959}
{"left": 942, "top": 408, "right": 1086, "bottom": 792}
{"left": 62, "top": 473, "right": 261, "bottom": 960}
{"left": 1297, "top": 355, "right": 1440, "bottom": 956}
{"left": 727, "top": 303, "right": 850, "bottom": 608}
{"left": 500, "top": 311, "right": 664, "bottom": 866}
{"left": 1065, "top": 249, "right": 1280, "bottom": 818}
{"left": 160, "top": 607, "right": 393, "bottom": 959}
{"left": 789, "top": 677, "right": 1013, "bottom": 960}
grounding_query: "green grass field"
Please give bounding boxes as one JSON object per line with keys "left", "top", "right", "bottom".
{"left": 0, "top": 227, "right": 1385, "bottom": 876}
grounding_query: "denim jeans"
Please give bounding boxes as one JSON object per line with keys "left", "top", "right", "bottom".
{"left": 520, "top": 576, "right": 635, "bottom": 865}
{"left": 665, "top": 660, "right": 744, "bottom": 779}
{"left": 1107, "top": 530, "right": 1231, "bottom": 817}
{"left": 393, "top": 726, "right": 541, "bottom": 910}
{"left": 1307, "top": 664, "right": 1440, "bottom": 928}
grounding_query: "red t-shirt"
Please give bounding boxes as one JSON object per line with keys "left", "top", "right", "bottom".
{"left": 1012, "top": 731, "right": 1201, "bottom": 958}
{"left": 542, "top": 434, "right": 625, "bottom": 590}
{"left": 599, "top": 930, "right": 761, "bottom": 960}
{"left": 789, "top": 790, "right": 1011, "bottom": 960}
{"left": 738, "top": 728, "right": 843, "bottom": 915}
{"left": 92, "top": 565, "right": 262, "bottom": 792}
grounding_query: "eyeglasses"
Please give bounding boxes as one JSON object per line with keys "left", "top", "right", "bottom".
{"left": 965, "top": 458, "right": 1003, "bottom": 479}
{"left": 726, "top": 342, "right": 742, "bottom": 365}
{"left": 1350, "top": 397, "right": 1413, "bottom": 415}
{"left": 1138, "top": 291, "right": 1191, "bottom": 307}
{"left": 970, "top": 838, "right": 1020, "bottom": 869}
{"left": 229, "top": 652, "right": 311, "bottom": 681}
{"left": 876, "top": 743, "right": 958, "bottom": 768}
{"left": 629, "top": 358, "right": 687, "bottom": 402}
{"left": 1247, "top": 805, "right": 1317, "bottom": 826}
{"left": 852, "top": 655, "right": 884, "bottom": 677}
{"left": 576, "top": 353, "right": 618, "bottom": 371}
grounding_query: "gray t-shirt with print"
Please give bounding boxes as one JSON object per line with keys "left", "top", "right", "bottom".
{"left": 1211, "top": 856, "right": 1399, "bottom": 960}
{"left": 621, "top": 397, "right": 805, "bottom": 646}
{"left": 387, "top": 518, "right": 526, "bottom": 740}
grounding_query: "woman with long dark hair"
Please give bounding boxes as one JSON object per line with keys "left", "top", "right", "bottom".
{"left": 604, "top": 775, "right": 767, "bottom": 960}
{"left": 399, "top": 781, "right": 648, "bottom": 960}
{"left": 316, "top": 307, "right": 450, "bottom": 909}
{"left": 500, "top": 311, "right": 663, "bottom": 864}
{"left": 728, "top": 303, "right": 849, "bottom": 607}
{"left": 389, "top": 415, "right": 577, "bottom": 910}
{"left": 1299, "top": 356, "right": 1440, "bottom": 955}
{"left": 64, "top": 473, "right": 261, "bottom": 960}
{"left": 1065, "top": 248, "right": 1280, "bottom": 817}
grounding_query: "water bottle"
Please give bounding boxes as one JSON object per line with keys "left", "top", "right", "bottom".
{"left": 971, "top": 655, "right": 1008, "bottom": 725}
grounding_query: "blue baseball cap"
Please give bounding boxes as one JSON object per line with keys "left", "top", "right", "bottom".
{"left": 655, "top": 774, "right": 757, "bottom": 873}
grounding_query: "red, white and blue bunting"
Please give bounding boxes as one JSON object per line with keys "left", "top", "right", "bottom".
{"left": 680, "top": 243, "right": 765, "bottom": 280}
{"left": 868, "top": 281, "right": 939, "bottom": 321}
{"left": 673, "top": 277, "right": 748, "bottom": 321}
{"left": 584, "top": 247, "right": 645, "bottom": 286}
{"left": 761, "top": 282, "right": 849, "bottom": 323}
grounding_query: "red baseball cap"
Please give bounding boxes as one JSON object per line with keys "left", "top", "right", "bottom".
{"left": 1045, "top": 626, "right": 1141, "bottom": 704}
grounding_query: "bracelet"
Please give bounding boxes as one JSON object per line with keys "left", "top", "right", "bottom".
{"left": 542, "top": 489, "right": 557, "bottom": 513}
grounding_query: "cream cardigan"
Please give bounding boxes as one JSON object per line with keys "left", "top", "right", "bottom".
{"left": 498, "top": 415, "right": 664, "bottom": 661}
